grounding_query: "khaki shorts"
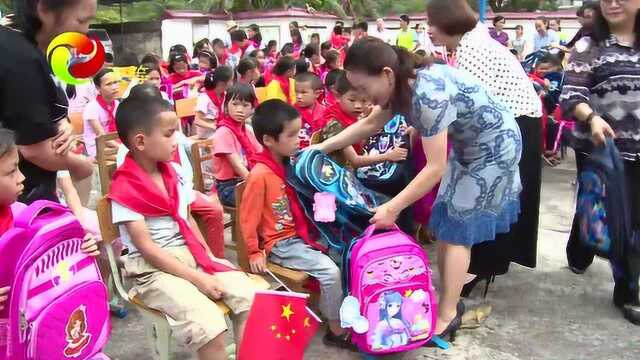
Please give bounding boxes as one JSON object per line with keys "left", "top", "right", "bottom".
{"left": 123, "top": 246, "right": 256, "bottom": 351}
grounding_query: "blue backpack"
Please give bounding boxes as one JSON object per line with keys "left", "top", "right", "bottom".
{"left": 287, "top": 149, "right": 389, "bottom": 251}
{"left": 576, "top": 139, "right": 631, "bottom": 259}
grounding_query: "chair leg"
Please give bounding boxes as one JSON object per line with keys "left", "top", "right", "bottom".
{"left": 139, "top": 310, "right": 172, "bottom": 360}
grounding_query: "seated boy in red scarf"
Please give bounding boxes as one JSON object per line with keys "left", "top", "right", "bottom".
{"left": 319, "top": 74, "right": 408, "bottom": 167}
{"left": 294, "top": 72, "right": 327, "bottom": 149}
{"left": 107, "top": 97, "right": 256, "bottom": 359}
{"left": 0, "top": 128, "right": 100, "bottom": 313}
{"left": 241, "top": 100, "right": 354, "bottom": 349}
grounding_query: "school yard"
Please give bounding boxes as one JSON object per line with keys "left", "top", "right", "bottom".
{"left": 105, "top": 151, "right": 640, "bottom": 360}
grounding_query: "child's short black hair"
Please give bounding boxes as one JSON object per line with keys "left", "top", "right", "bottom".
{"left": 168, "top": 53, "right": 189, "bottom": 73}
{"left": 224, "top": 83, "right": 257, "bottom": 109}
{"left": 280, "top": 43, "right": 294, "bottom": 56}
{"left": 128, "top": 83, "right": 164, "bottom": 102}
{"left": 236, "top": 57, "right": 257, "bottom": 76}
{"left": 0, "top": 128, "right": 16, "bottom": 158}
{"left": 230, "top": 29, "right": 248, "bottom": 43}
{"left": 400, "top": 14, "right": 410, "bottom": 24}
{"left": 204, "top": 66, "right": 233, "bottom": 90}
{"left": 273, "top": 56, "right": 296, "bottom": 76}
{"left": 324, "top": 50, "right": 340, "bottom": 66}
{"left": 115, "top": 97, "right": 173, "bottom": 149}
{"left": 321, "top": 41, "right": 331, "bottom": 51}
{"left": 355, "top": 21, "right": 368, "bottom": 32}
{"left": 93, "top": 68, "right": 114, "bottom": 87}
{"left": 335, "top": 72, "right": 355, "bottom": 95}
{"left": 295, "top": 58, "right": 310, "bottom": 74}
{"left": 325, "top": 69, "right": 345, "bottom": 88}
{"left": 295, "top": 72, "right": 323, "bottom": 91}
{"left": 537, "top": 53, "right": 563, "bottom": 70}
{"left": 302, "top": 44, "right": 319, "bottom": 59}
{"left": 212, "top": 38, "right": 224, "bottom": 48}
{"left": 253, "top": 99, "right": 300, "bottom": 145}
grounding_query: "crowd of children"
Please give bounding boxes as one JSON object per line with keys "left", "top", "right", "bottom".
{"left": 0, "top": 16, "right": 577, "bottom": 360}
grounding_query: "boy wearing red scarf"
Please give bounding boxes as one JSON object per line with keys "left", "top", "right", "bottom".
{"left": 107, "top": 97, "right": 256, "bottom": 359}
{"left": 227, "top": 30, "right": 248, "bottom": 70}
{"left": 319, "top": 74, "right": 407, "bottom": 167}
{"left": 294, "top": 72, "right": 326, "bottom": 149}
{"left": 241, "top": 100, "right": 354, "bottom": 349}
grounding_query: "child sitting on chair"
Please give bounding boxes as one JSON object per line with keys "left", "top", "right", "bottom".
{"left": 0, "top": 128, "right": 99, "bottom": 311}
{"left": 213, "top": 84, "right": 262, "bottom": 207}
{"left": 108, "top": 96, "right": 256, "bottom": 360}
{"left": 294, "top": 72, "right": 326, "bottom": 149}
{"left": 195, "top": 67, "right": 234, "bottom": 140}
{"left": 83, "top": 68, "right": 120, "bottom": 158}
{"left": 241, "top": 99, "right": 354, "bottom": 350}
{"left": 320, "top": 74, "right": 407, "bottom": 167}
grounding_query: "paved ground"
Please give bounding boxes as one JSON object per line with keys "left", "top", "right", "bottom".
{"left": 105, "top": 151, "right": 640, "bottom": 359}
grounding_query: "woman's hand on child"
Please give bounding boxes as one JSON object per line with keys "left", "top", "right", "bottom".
{"left": 194, "top": 274, "right": 224, "bottom": 300}
{"left": 384, "top": 147, "right": 408, "bottom": 162}
{"left": 249, "top": 254, "right": 268, "bottom": 274}
{"left": 80, "top": 233, "right": 101, "bottom": 257}
{"left": 370, "top": 203, "right": 400, "bottom": 229}
{"left": 306, "top": 143, "right": 327, "bottom": 153}
{"left": 0, "top": 286, "right": 9, "bottom": 310}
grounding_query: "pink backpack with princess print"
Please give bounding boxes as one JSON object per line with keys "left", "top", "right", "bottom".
{"left": 340, "top": 225, "right": 436, "bottom": 355}
{"left": 0, "top": 201, "right": 110, "bottom": 360}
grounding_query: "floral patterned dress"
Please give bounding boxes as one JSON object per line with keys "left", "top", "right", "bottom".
{"left": 411, "top": 65, "right": 522, "bottom": 246}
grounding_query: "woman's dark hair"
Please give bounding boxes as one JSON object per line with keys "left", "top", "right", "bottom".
{"left": 224, "top": 83, "right": 257, "bottom": 109}
{"left": 577, "top": 1, "right": 599, "bottom": 17}
{"left": 204, "top": 66, "right": 233, "bottom": 90}
{"left": 168, "top": 53, "right": 189, "bottom": 73}
{"left": 140, "top": 53, "right": 161, "bottom": 67}
{"left": 198, "top": 49, "right": 217, "bottom": 69}
{"left": 591, "top": 6, "right": 640, "bottom": 50}
{"left": 253, "top": 100, "right": 300, "bottom": 145}
{"left": 295, "top": 58, "right": 310, "bottom": 74}
{"left": 266, "top": 40, "right": 278, "bottom": 52}
{"left": 493, "top": 15, "right": 505, "bottom": 26}
{"left": 325, "top": 69, "right": 344, "bottom": 88}
{"left": 426, "top": 0, "right": 477, "bottom": 36}
{"left": 19, "top": 0, "right": 75, "bottom": 41}
{"left": 290, "top": 29, "right": 303, "bottom": 45}
{"left": 247, "top": 24, "right": 262, "bottom": 45}
{"left": 280, "top": 43, "right": 294, "bottom": 56}
{"left": 324, "top": 49, "right": 340, "bottom": 65}
{"left": 93, "top": 68, "right": 114, "bottom": 87}
{"left": 311, "top": 33, "right": 320, "bottom": 41}
{"left": 344, "top": 38, "right": 416, "bottom": 119}
{"left": 335, "top": 73, "right": 355, "bottom": 95}
{"left": 290, "top": 21, "right": 299, "bottom": 29}
{"left": 230, "top": 30, "right": 248, "bottom": 43}
{"left": 302, "top": 44, "right": 319, "bottom": 59}
{"left": 192, "top": 38, "right": 211, "bottom": 58}
{"left": 273, "top": 56, "right": 296, "bottom": 76}
{"left": 236, "top": 57, "right": 257, "bottom": 77}
{"left": 333, "top": 25, "right": 343, "bottom": 35}
{"left": 0, "top": 128, "right": 16, "bottom": 158}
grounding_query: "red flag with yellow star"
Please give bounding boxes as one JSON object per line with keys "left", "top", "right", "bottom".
{"left": 239, "top": 290, "right": 321, "bottom": 360}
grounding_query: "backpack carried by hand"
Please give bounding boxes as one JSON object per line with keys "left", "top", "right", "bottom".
{"left": 576, "top": 139, "right": 631, "bottom": 259}
{"left": 356, "top": 115, "right": 413, "bottom": 196}
{"left": 0, "top": 201, "right": 110, "bottom": 360}
{"left": 340, "top": 225, "right": 436, "bottom": 354}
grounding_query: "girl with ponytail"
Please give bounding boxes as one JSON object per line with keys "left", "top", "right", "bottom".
{"left": 314, "top": 37, "right": 523, "bottom": 343}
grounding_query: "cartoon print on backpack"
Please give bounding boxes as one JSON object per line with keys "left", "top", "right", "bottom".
{"left": 64, "top": 305, "right": 92, "bottom": 358}
{"left": 364, "top": 255, "right": 427, "bottom": 285}
{"left": 372, "top": 292, "right": 410, "bottom": 350}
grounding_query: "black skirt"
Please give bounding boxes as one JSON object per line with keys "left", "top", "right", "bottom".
{"left": 468, "top": 115, "right": 542, "bottom": 276}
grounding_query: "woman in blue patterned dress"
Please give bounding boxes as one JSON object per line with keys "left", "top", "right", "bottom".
{"left": 314, "top": 38, "right": 522, "bottom": 340}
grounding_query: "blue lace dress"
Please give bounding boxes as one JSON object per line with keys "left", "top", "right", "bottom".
{"left": 411, "top": 65, "right": 523, "bottom": 246}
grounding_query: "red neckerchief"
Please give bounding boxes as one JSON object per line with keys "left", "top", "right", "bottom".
{"left": 272, "top": 74, "right": 292, "bottom": 104}
{"left": 252, "top": 151, "right": 326, "bottom": 252}
{"left": 217, "top": 115, "right": 259, "bottom": 167}
{"left": 228, "top": 43, "right": 245, "bottom": 58}
{"left": 0, "top": 205, "right": 13, "bottom": 236}
{"left": 205, "top": 89, "right": 225, "bottom": 119}
{"left": 108, "top": 155, "right": 233, "bottom": 273}
{"left": 323, "top": 90, "right": 337, "bottom": 107}
{"left": 217, "top": 52, "right": 228, "bottom": 67}
{"left": 331, "top": 33, "right": 349, "bottom": 49}
{"left": 168, "top": 70, "right": 201, "bottom": 85}
{"left": 96, "top": 95, "right": 117, "bottom": 133}
{"left": 296, "top": 102, "right": 326, "bottom": 131}
{"left": 324, "top": 102, "right": 357, "bottom": 128}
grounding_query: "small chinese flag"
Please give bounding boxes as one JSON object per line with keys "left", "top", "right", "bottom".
{"left": 239, "top": 290, "right": 321, "bottom": 360}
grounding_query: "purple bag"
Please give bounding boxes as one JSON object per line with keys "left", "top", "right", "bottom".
{"left": 0, "top": 201, "right": 110, "bottom": 360}
{"left": 341, "top": 225, "right": 436, "bottom": 354}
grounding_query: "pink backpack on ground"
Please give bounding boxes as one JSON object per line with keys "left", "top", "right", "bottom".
{"left": 0, "top": 201, "right": 110, "bottom": 360}
{"left": 340, "top": 225, "right": 436, "bottom": 355}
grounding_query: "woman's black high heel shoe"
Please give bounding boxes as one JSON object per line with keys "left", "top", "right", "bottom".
{"left": 461, "top": 275, "right": 495, "bottom": 298}
{"left": 424, "top": 301, "right": 464, "bottom": 347}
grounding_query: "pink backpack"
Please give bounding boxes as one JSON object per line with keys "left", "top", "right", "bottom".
{"left": 0, "top": 201, "right": 110, "bottom": 360}
{"left": 340, "top": 225, "right": 436, "bottom": 355}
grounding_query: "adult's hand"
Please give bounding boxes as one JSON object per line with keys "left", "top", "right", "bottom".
{"left": 52, "top": 120, "right": 74, "bottom": 155}
{"left": 590, "top": 116, "right": 615, "bottom": 145}
{"left": 370, "top": 203, "right": 400, "bottom": 229}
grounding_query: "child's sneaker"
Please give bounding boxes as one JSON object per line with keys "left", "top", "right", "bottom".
{"left": 322, "top": 330, "right": 358, "bottom": 351}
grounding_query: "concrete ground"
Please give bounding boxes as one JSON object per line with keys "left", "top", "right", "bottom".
{"left": 105, "top": 151, "right": 640, "bottom": 359}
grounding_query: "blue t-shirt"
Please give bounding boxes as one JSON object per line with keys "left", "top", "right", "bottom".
{"left": 533, "top": 29, "right": 560, "bottom": 52}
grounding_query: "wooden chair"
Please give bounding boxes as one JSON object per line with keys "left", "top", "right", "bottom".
{"left": 234, "top": 182, "right": 311, "bottom": 293}
{"left": 97, "top": 196, "right": 268, "bottom": 359}
{"left": 175, "top": 97, "right": 198, "bottom": 118}
{"left": 68, "top": 112, "right": 83, "bottom": 135}
{"left": 96, "top": 132, "right": 120, "bottom": 195}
